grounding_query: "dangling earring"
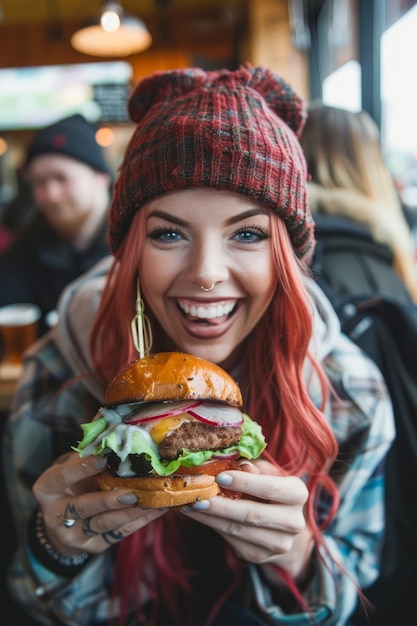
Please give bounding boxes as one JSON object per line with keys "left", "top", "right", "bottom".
{"left": 130, "top": 278, "right": 153, "bottom": 358}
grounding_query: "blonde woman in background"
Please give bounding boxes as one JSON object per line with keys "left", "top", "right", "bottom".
{"left": 300, "top": 103, "right": 417, "bottom": 304}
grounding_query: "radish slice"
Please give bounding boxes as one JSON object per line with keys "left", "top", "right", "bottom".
{"left": 188, "top": 402, "right": 243, "bottom": 426}
{"left": 124, "top": 400, "right": 201, "bottom": 424}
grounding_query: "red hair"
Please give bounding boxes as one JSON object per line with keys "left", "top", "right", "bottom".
{"left": 91, "top": 211, "right": 339, "bottom": 625}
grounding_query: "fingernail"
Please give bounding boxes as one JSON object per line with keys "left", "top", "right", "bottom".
{"left": 191, "top": 499, "right": 211, "bottom": 511}
{"left": 216, "top": 472, "right": 233, "bottom": 486}
{"left": 92, "top": 456, "right": 107, "bottom": 469}
{"left": 118, "top": 493, "right": 138, "bottom": 505}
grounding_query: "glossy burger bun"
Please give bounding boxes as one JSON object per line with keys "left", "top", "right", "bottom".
{"left": 97, "top": 470, "right": 221, "bottom": 508}
{"left": 101, "top": 352, "right": 241, "bottom": 507}
{"left": 104, "top": 351, "right": 243, "bottom": 407}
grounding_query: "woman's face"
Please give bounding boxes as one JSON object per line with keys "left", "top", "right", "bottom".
{"left": 138, "top": 188, "right": 277, "bottom": 369}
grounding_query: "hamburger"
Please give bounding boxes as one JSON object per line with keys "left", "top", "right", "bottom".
{"left": 75, "top": 352, "right": 266, "bottom": 508}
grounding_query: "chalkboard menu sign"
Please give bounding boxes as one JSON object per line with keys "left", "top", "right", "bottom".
{"left": 93, "top": 83, "right": 130, "bottom": 123}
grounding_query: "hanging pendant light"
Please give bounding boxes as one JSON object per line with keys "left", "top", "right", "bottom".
{"left": 71, "top": 2, "right": 152, "bottom": 57}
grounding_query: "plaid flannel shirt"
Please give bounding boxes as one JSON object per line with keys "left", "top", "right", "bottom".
{"left": 3, "top": 324, "right": 394, "bottom": 626}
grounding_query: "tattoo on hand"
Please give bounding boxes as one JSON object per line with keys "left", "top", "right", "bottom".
{"left": 82, "top": 517, "right": 100, "bottom": 536}
{"left": 82, "top": 517, "right": 125, "bottom": 544}
{"left": 101, "top": 529, "right": 124, "bottom": 545}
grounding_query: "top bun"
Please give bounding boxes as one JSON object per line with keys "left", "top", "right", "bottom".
{"left": 105, "top": 352, "right": 243, "bottom": 407}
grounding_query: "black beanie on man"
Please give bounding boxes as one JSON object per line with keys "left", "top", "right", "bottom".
{"left": 25, "top": 114, "right": 110, "bottom": 175}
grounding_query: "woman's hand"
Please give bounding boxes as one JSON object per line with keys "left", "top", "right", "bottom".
{"left": 180, "top": 458, "right": 313, "bottom": 581}
{"left": 32, "top": 452, "right": 166, "bottom": 558}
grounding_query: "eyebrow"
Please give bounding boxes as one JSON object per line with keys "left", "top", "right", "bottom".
{"left": 147, "top": 208, "right": 269, "bottom": 227}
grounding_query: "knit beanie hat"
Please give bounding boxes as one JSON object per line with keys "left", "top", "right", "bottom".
{"left": 25, "top": 114, "right": 110, "bottom": 175}
{"left": 109, "top": 65, "right": 314, "bottom": 261}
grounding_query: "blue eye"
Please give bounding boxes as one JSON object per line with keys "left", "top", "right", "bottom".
{"left": 234, "top": 227, "right": 269, "bottom": 243}
{"left": 148, "top": 228, "right": 183, "bottom": 243}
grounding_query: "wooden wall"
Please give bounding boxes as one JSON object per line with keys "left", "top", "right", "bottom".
{"left": 0, "top": 10, "right": 243, "bottom": 81}
{"left": 0, "top": 0, "right": 308, "bottom": 93}
{"left": 247, "top": 0, "right": 309, "bottom": 100}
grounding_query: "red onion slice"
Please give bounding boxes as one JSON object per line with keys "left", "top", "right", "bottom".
{"left": 124, "top": 400, "right": 201, "bottom": 424}
{"left": 188, "top": 402, "right": 243, "bottom": 426}
{"left": 212, "top": 450, "right": 240, "bottom": 460}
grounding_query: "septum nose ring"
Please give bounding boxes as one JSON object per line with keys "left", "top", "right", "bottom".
{"left": 200, "top": 283, "right": 215, "bottom": 292}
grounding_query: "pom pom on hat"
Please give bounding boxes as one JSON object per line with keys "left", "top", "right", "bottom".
{"left": 25, "top": 114, "right": 110, "bottom": 175}
{"left": 109, "top": 65, "right": 315, "bottom": 262}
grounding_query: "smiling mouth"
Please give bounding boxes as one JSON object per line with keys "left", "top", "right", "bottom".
{"left": 177, "top": 299, "right": 237, "bottom": 324}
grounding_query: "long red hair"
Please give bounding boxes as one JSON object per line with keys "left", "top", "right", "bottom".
{"left": 91, "top": 210, "right": 339, "bottom": 625}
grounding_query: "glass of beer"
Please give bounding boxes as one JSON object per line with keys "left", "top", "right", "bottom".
{"left": 0, "top": 304, "right": 41, "bottom": 366}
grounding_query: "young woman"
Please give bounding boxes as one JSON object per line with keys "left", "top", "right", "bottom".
{"left": 3, "top": 66, "right": 394, "bottom": 626}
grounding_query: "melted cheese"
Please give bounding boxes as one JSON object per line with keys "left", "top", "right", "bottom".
{"left": 149, "top": 412, "right": 197, "bottom": 444}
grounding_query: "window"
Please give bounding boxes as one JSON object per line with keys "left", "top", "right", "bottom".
{"left": 0, "top": 61, "right": 133, "bottom": 131}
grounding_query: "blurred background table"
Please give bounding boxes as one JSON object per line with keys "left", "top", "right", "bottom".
{"left": 0, "top": 362, "right": 22, "bottom": 412}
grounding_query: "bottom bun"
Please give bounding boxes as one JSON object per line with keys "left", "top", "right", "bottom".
{"left": 97, "top": 470, "right": 221, "bottom": 508}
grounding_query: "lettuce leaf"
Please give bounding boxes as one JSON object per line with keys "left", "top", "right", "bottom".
{"left": 74, "top": 411, "right": 266, "bottom": 477}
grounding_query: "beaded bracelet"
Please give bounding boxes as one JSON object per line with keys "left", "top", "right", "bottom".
{"left": 28, "top": 508, "right": 91, "bottom": 578}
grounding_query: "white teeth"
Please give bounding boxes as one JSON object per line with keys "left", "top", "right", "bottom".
{"left": 179, "top": 300, "right": 236, "bottom": 319}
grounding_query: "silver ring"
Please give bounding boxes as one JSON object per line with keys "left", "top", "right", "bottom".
{"left": 200, "top": 283, "right": 215, "bottom": 292}
{"left": 56, "top": 513, "right": 77, "bottom": 528}
{"left": 56, "top": 502, "right": 79, "bottom": 528}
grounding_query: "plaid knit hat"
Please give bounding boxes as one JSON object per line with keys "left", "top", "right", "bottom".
{"left": 109, "top": 65, "right": 314, "bottom": 261}
{"left": 25, "top": 114, "right": 110, "bottom": 175}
